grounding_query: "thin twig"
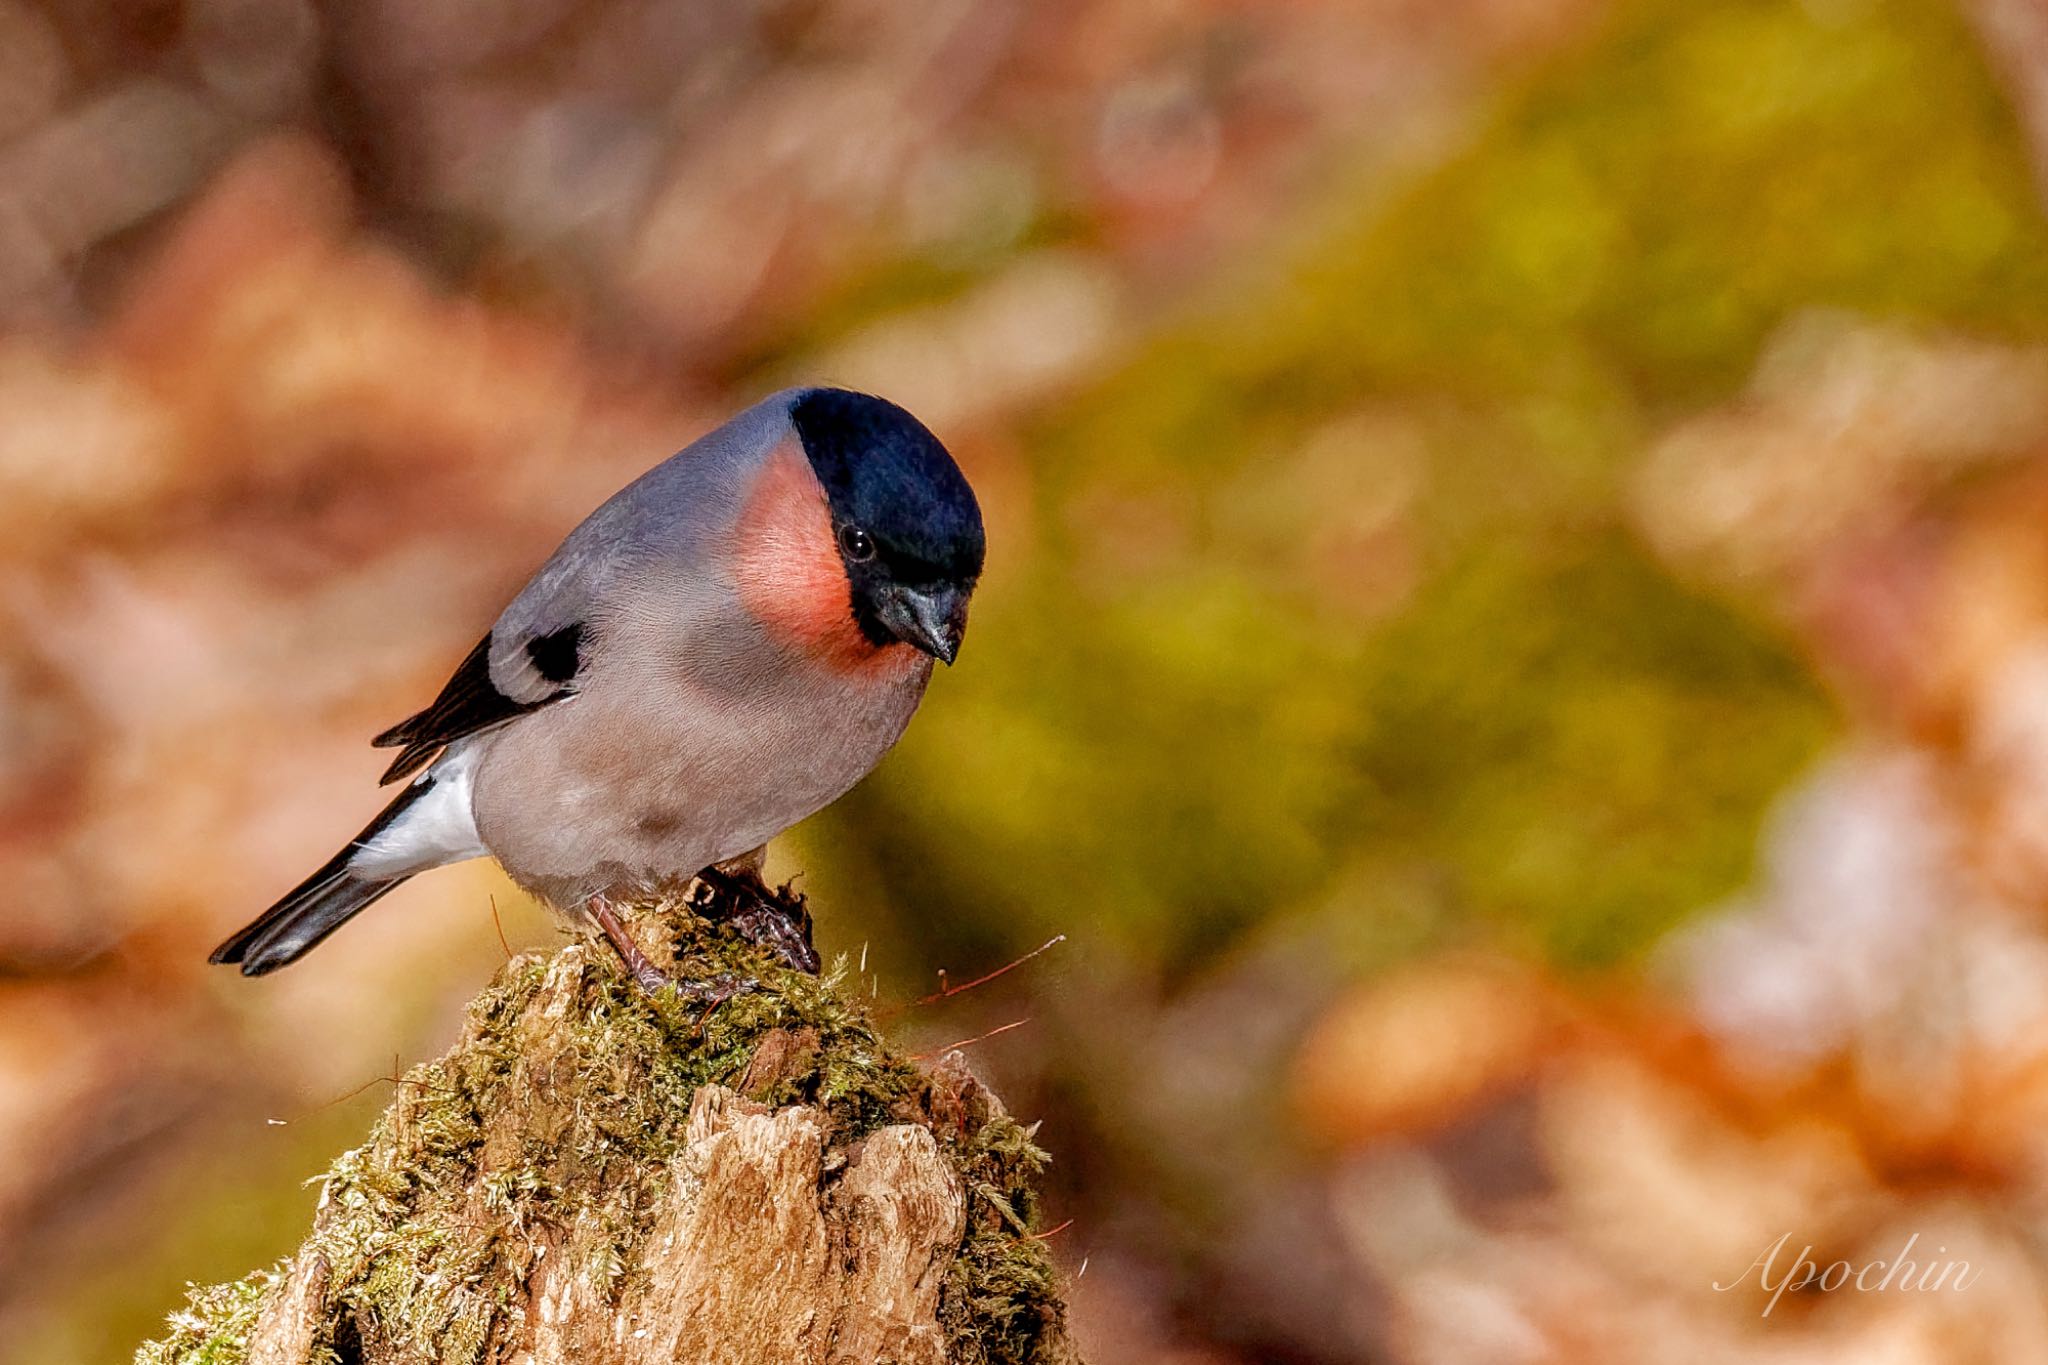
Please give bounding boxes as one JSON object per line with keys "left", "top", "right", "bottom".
{"left": 914, "top": 1016, "right": 1031, "bottom": 1059}
{"left": 883, "top": 935, "right": 1066, "bottom": 1018}
{"left": 297, "top": 1055, "right": 457, "bottom": 1119}
{"left": 487, "top": 894, "right": 514, "bottom": 962}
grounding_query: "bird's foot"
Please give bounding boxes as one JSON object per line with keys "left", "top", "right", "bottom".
{"left": 588, "top": 894, "right": 762, "bottom": 1005}
{"left": 692, "top": 867, "right": 821, "bottom": 975}
{"left": 587, "top": 895, "right": 678, "bottom": 996}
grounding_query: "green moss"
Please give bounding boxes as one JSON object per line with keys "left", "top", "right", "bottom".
{"left": 133, "top": 1272, "right": 279, "bottom": 1365}
{"left": 942, "top": 1110, "right": 1071, "bottom": 1365}
{"left": 136, "top": 901, "right": 1072, "bottom": 1364}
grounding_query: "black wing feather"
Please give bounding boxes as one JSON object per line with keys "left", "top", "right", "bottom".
{"left": 372, "top": 629, "right": 579, "bottom": 783}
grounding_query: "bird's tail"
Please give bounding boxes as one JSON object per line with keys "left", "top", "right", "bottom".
{"left": 209, "top": 782, "right": 430, "bottom": 975}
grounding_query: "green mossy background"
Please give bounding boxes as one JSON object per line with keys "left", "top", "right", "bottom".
{"left": 843, "top": 0, "right": 2048, "bottom": 981}
{"left": 139, "top": 907, "right": 1070, "bottom": 1365}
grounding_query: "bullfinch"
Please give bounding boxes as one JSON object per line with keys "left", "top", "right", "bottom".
{"left": 210, "top": 387, "right": 984, "bottom": 992}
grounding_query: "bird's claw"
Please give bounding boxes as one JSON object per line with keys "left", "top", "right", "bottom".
{"left": 629, "top": 962, "right": 675, "bottom": 996}
{"left": 620, "top": 954, "right": 757, "bottom": 1014}
{"left": 727, "top": 900, "right": 821, "bottom": 975}
{"left": 692, "top": 870, "right": 821, "bottom": 975}
{"left": 669, "top": 971, "right": 760, "bottom": 1006}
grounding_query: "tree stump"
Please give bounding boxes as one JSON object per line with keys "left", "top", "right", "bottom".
{"left": 137, "top": 896, "right": 1080, "bottom": 1365}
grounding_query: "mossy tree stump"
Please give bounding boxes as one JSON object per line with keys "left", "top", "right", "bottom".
{"left": 140, "top": 897, "right": 1079, "bottom": 1365}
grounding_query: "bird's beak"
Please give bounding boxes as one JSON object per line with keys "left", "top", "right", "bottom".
{"left": 876, "top": 583, "right": 968, "bottom": 665}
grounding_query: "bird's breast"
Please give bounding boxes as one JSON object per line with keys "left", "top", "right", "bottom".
{"left": 469, "top": 627, "right": 930, "bottom": 905}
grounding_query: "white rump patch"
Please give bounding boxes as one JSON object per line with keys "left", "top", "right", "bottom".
{"left": 351, "top": 743, "right": 490, "bottom": 878}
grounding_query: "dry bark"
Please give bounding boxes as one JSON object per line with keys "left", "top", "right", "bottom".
{"left": 247, "top": 1086, "right": 964, "bottom": 1365}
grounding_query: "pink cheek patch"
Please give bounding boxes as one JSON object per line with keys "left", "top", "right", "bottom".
{"left": 733, "top": 446, "right": 910, "bottom": 675}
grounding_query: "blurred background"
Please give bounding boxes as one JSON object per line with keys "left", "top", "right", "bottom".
{"left": 18, "top": 0, "right": 2048, "bottom": 1360}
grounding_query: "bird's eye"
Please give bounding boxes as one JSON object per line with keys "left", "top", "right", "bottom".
{"left": 839, "top": 525, "right": 876, "bottom": 562}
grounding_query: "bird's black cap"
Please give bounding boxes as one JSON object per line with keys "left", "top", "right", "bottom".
{"left": 790, "top": 388, "right": 984, "bottom": 587}
{"left": 790, "top": 387, "right": 985, "bottom": 658}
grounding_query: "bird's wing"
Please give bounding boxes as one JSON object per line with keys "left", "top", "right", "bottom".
{"left": 371, "top": 550, "right": 605, "bottom": 784}
{"left": 370, "top": 391, "right": 800, "bottom": 784}
{"left": 370, "top": 621, "right": 585, "bottom": 783}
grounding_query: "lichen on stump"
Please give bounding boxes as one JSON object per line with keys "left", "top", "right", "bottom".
{"left": 138, "top": 896, "right": 1079, "bottom": 1365}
